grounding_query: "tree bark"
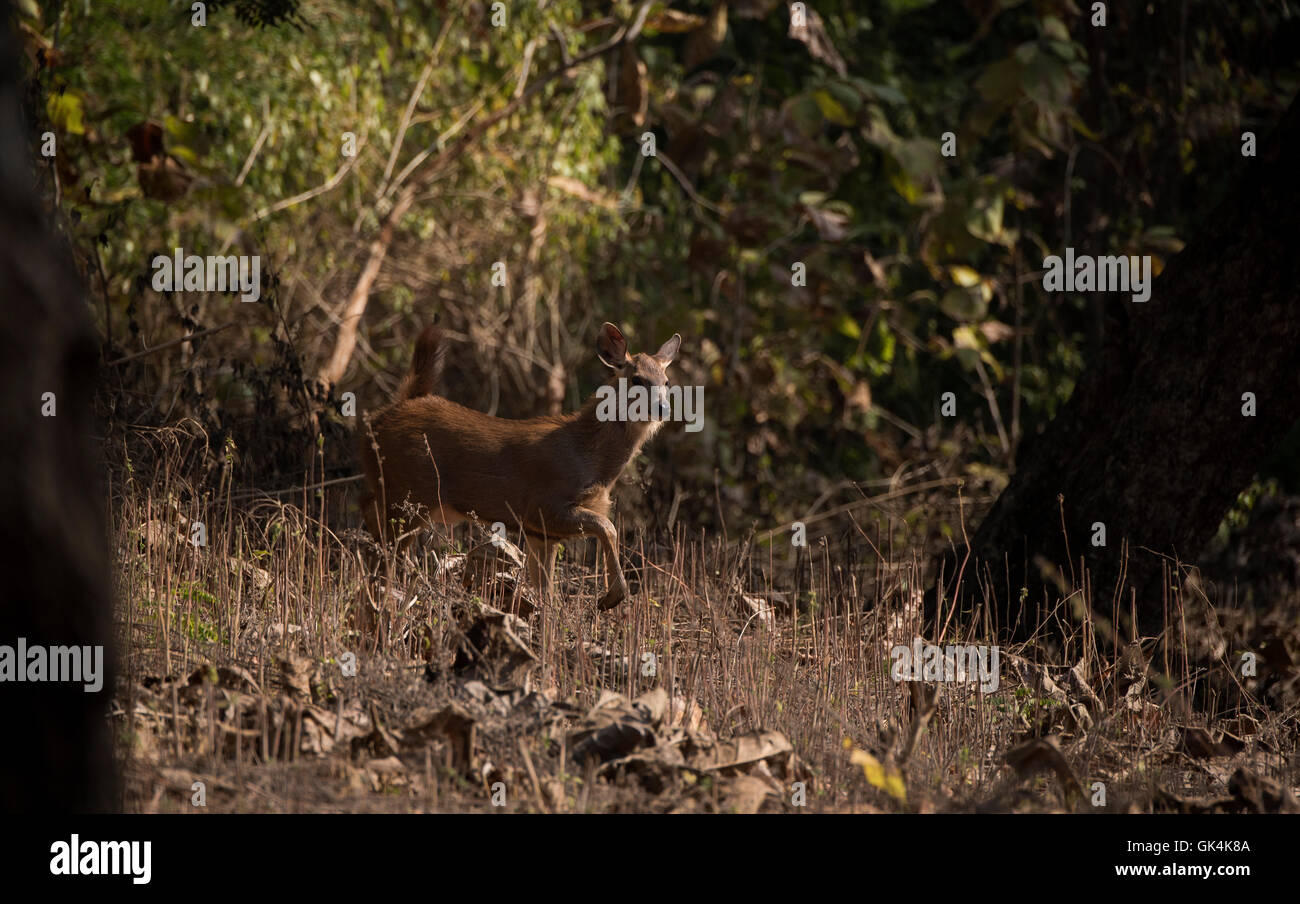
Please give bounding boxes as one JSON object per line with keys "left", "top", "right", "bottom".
{"left": 0, "top": 10, "right": 116, "bottom": 811}
{"left": 943, "top": 96, "right": 1300, "bottom": 639}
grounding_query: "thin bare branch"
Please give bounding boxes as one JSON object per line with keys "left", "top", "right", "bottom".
{"left": 106, "top": 322, "right": 236, "bottom": 367}
{"left": 320, "top": 2, "right": 655, "bottom": 388}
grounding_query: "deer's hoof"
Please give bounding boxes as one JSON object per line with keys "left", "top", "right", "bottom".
{"left": 597, "top": 585, "right": 628, "bottom": 611}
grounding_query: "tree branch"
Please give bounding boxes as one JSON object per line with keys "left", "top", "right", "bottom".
{"left": 318, "top": 1, "right": 655, "bottom": 388}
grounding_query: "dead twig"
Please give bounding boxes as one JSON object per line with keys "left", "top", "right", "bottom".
{"left": 106, "top": 323, "right": 236, "bottom": 367}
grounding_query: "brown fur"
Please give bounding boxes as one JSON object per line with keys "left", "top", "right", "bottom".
{"left": 395, "top": 325, "right": 445, "bottom": 402}
{"left": 359, "top": 323, "right": 681, "bottom": 610}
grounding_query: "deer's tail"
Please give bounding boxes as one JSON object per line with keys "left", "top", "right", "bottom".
{"left": 396, "top": 325, "right": 445, "bottom": 401}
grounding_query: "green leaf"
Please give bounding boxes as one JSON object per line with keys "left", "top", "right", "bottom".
{"left": 458, "top": 55, "right": 479, "bottom": 84}
{"left": 889, "top": 164, "right": 922, "bottom": 204}
{"left": 835, "top": 313, "right": 861, "bottom": 340}
{"left": 857, "top": 80, "right": 907, "bottom": 106}
{"left": 949, "top": 265, "right": 981, "bottom": 287}
{"left": 940, "top": 287, "right": 988, "bottom": 321}
{"left": 952, "top": 324, "right": 981, "bottom": 349}
{"left": 1042, "top": 16, "right": 1070, "bottom": 42}
{"left": 47, "top": 92, "right": 85, "bottom": 135}
{"left": 812, "top": 89, "right": 855, "bottom": 127}
{"left": 965, "top": 191, "right": 1005, "bottom": 244}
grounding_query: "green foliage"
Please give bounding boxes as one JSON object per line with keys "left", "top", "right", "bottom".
{"left": 590, "top": 0, "right": 1298, "bottom": 527}
{"left": 22, "top": 0, "right": 1300, "bottom": 532}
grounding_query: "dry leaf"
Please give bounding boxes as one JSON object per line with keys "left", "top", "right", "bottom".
{"left": 847, "top": 744, "right": 907, "bottom": 802}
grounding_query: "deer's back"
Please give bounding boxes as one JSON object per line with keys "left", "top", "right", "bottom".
{"left": 360, "top": 395, "right": 604, "bottom": 528}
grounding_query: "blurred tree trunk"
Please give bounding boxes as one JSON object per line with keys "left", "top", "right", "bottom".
{"left": 942, "top": 96, "right": 1300, "bottom": 639}
{"left": 0, "top": 9, "right": 116, "bottom": 811}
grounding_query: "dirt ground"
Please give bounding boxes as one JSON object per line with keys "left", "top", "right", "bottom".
{"left": 111, "top": 475, "right": 1300, "bottom": 814}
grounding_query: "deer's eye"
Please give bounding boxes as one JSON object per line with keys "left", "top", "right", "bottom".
{"left": 630, "top": 376, "right": 649, "bottom": 389}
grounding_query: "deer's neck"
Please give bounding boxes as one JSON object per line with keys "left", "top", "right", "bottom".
{"left": 569, "top": 386, "right": 659, "bottom": 486}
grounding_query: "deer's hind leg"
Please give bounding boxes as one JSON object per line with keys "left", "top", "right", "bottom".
{"left": 524, "top": 534, "right": 559, "bottom": 598}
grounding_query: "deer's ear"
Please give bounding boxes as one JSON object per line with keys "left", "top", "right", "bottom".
{"left": 654, "top": 333, "right": 681, "bottom": 365}
{"left": 597, "top": 322, "right": 629, "bottom": 368}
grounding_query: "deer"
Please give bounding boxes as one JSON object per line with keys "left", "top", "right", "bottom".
{"left": 358, "top": 322, "right": 681, "bottom": 611}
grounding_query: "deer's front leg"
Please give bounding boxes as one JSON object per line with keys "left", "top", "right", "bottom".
{"left": 588, "top": 512, "right": 630, "bottom": 611}
{"left": 561, "top": 508, "right": 629, "bottom": 611}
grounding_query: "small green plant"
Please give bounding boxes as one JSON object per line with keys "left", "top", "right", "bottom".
{"left": 180, "top": 613, "right": 220, "bottom": 645}
{"left": 175, "top": 581, "right": 218, "bottom": 606}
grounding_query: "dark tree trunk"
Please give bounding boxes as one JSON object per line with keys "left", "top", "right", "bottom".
{"left": 941, "top": 96, "right": 1300, "bottom": 639}
{"left": 0, "top": 10, "right": 116, "bottom": 810}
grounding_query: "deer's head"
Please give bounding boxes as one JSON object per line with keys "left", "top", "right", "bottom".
{"left": 597, "top": 322, "right": 681, "bottom": 423}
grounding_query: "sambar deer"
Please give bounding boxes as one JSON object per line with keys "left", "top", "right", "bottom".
{"left": 359, "top": 322, "right": 681, "bottom": 611}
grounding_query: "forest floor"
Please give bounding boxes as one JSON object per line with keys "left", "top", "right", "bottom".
{"left": 108, "top": 429, "right": 1300, "bottom": 814}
